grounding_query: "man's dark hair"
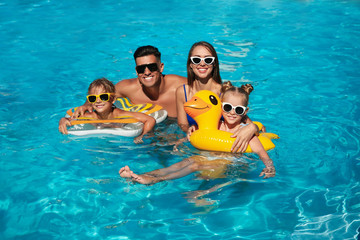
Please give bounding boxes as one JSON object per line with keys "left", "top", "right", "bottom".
{"left": 133, "top": 45, "right": 161, "bottom": 61}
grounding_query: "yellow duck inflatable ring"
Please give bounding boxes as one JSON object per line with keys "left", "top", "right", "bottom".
{"left": 184, "top": 90, "right": 279, "bottom": 153}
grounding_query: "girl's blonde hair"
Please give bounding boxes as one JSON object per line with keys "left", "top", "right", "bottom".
{"left": 221, "top": 81, "right": 253, "bottom": 106}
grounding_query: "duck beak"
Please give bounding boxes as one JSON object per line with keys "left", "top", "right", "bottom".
{"left": 184, "top": 96, "right": 210, "bottom": 118}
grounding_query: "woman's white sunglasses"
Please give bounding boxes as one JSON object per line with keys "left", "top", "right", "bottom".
{"left": 190, "top": 56, "right": 215, "bottom": 65}
{"left": 222, "top": 102, "right": 247, "bottom": 115}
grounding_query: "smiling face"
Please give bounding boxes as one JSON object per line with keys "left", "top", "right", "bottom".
{"left": 221, "top": 92, "right": 248, "bottom": 126}
{"left": 87, "top": 86, "right": 115, "bottom": 114}
{"left": 135, "top": 54, "right": 164, "bottom": 88}
{"left": 189, "top": 45, "right": 214, "bottom": 80}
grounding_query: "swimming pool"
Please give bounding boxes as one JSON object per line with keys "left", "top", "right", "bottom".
{"left": 1, "top": 0, "right": 360, "bottom": 239}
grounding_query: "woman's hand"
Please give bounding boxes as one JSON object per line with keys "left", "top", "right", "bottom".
{"left": 187, "top": 125, "right": 197, "bottom": 141}
{"left": 58, "top": 118, "right": 71, "bottom": 134}
{"left": 230, "top": 123, "right": 258, "bottom": 152}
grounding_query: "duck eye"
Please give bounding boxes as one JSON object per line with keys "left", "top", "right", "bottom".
{"left": 209, "top": 95, "right": 218, "bottom": 105}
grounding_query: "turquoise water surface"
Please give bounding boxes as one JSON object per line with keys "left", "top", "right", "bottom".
{"left": 1, "top": 0, "right": 360, "bottom": 239}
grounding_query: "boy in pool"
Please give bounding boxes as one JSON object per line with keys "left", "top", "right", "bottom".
{"left": 58, "top": 78, "right": 156, "bottom": 143}
{"left": 119, "top": 82, "right": 275, "bottom": 184}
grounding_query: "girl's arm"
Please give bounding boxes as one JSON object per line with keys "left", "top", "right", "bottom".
{"left": 175, "top": 85, "right": 190, "bottom": 132}
{"left": 248, "top": 136, "right": 276, "bottom": 179}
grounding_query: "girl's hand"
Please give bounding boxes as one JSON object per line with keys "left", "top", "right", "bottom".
{"left": 187, "top": 125, "right": 197, "bottom": 141}
{"left": 58, "top": 118, "right": 71, "bottom": 134}
{"left": 230, "top": 123, "right": 257, "bottom": 152}
{"left": 259, "top": 166, "right": 276, "bottom": 179}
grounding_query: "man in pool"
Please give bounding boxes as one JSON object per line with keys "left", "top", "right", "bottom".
{"left": 73, "top": 45, "right": 186, "bottom": 118}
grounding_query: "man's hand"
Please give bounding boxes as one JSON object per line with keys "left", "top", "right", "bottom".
{"left": 71, "top": 105, "right": 94, "bottom": 119}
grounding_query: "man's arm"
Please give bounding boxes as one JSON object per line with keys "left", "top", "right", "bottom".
{"left": 114, "top": 78, "right": 138, "bottom": 99}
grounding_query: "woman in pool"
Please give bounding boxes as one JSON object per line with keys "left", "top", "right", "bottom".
{"left": 119, "top": 83, "right": 276, "bottom": 184}
{"left": 58, "top": 78, "right": 156, "bottom": 143}
{"left": 176, "top": 41, "right": 259, "bottom": 152}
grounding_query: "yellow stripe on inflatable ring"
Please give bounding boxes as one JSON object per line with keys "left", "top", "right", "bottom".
{"left": 70, "top": 117, "right": 139, "bottom": 125}
{"left": 116, "top": 98, "right": 153, "bottom": 112}
{"left": 67, "top": 100, "right": 164, "bottom": 126}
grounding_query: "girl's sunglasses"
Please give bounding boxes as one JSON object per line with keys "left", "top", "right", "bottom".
{"left": 190, "top": 56, "right": 215, "bottom": 65}
{"left": 136, "top": 63, "right": 159, "bottom": 74}
{"left": 87, "top": 93, "right": 113, "bottom": 103}
{"left": 222, "top": 102, "right": 247, "bottom": 115}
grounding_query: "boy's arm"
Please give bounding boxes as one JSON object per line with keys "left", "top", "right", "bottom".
{"left": 117, "top": 110, "right": 156, "bottom": 143}
{"left": 58, "top": 117, "right": 71, "bottom": 134}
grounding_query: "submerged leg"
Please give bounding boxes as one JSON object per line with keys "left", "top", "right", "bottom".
{"left": 142, "top": 157, "right": 198, "bottom": 177}
{"left": 130, "top": 161, "right": 199, "bottom": 185}
{"left": 130, "top": 156, "right": 229, "bottom": 185}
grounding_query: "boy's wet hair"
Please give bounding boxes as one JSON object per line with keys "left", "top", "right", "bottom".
{"left": 221, "top": 81, "right": 254, "bottom": 106}
{"left": 88, "top": 78, "right": 115, "bottom": 94}
{"left": 134, "top": 45, "right": 161, "bottom": 61}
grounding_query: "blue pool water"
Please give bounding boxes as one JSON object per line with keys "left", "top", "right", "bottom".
{"left": 1, "top": 0, "right": 360, "bottom": 239}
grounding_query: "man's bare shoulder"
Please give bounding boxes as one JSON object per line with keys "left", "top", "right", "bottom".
{"left": 115, "top": 78, "right": 138, "bottom": 88}
{"left": 115, "top": 78, "right": 140, "bottom": 96}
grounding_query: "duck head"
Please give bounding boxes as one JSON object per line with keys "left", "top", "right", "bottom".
{"left": 184, "top": 90, "right": 222, "bottom": 130}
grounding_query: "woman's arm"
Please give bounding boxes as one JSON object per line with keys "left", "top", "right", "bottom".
{"left": 176, "top": 85, "right": 190, "bottom": 132}
{"left": 230, "top": 120, "right": 259, "bottom": 152}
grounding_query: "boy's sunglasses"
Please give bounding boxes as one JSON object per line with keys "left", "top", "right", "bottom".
{"left": 222, "top": 102, "right": 247, "bottom": 115}
{"left": 87, "top": 93, "right": 113, "bottom": 103}
{"left": 136, "top": 63, "right": 159, "bottom": 74}
{"left": 190, "top": 56, "right": 215, "bottom": 65}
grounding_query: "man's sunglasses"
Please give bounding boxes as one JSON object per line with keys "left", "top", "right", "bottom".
{"left": 87, "top": 93, "right": 113, "bottom": 103}
{"left": 222, "top": 102, "right": 247, "bottom": 115}
{"left": 190, "top": 56, "right": 215, "bottom": 65}
{"left": 136, "top": 63, "right": 159, "bottom": 74}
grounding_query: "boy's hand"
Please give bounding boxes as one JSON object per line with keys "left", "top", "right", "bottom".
{"left": 58, "top": 118, "right": 71, "bottom": 134}
{"left": 134, "top": 135, "right": 144, "bottom": 144}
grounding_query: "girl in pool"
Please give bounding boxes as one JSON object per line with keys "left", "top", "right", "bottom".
{"left": 58, "top": 78, "right": 156, "bottom": 143}
{"left": 176, "top": 41, "right": 259, "bottom": 153}
{"left": 119, "top": 82, "right": 276, "bottom": 184}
